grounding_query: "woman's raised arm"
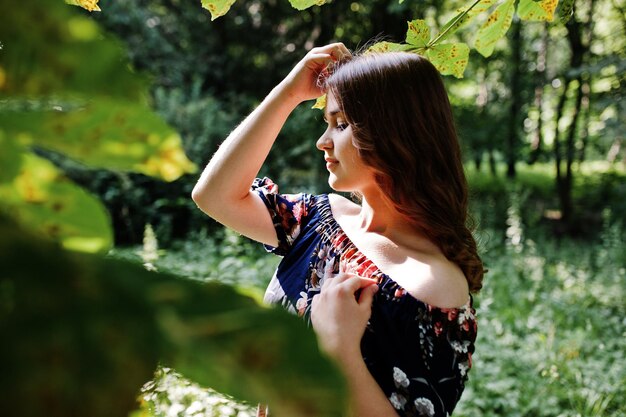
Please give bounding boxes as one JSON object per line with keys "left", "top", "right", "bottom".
{"left": 191, "top": 43, "right": 350, "bottom": 246}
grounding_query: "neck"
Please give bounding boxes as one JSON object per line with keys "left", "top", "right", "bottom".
{"left": 357, "top": 186, "right": 405, "bottom": 235}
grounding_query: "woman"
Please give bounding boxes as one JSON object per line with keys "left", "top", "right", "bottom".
{"left": 192, "top": 43, "right": 483, "bottom": 417}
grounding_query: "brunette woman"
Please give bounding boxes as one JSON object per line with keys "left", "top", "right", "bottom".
{"left": 192, "top": 43, "right": 483, "bottom": 417}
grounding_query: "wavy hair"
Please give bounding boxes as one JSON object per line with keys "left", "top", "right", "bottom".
{"left": 323, "top": 52, "right": 484, "bottom": 293}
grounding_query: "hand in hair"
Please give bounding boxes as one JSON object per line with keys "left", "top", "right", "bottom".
{"left": 281, "top": 42, "right": 351, "bottom": 104}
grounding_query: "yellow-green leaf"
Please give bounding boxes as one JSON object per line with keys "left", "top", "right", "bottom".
{"left": 200, "top": 0, "right": 237, "bottom": 21}
{"left": 0, "top": 151, "right": 113, "bottom": 253}
{"left": 0, "top": 99, "right": 197, "bottom": 182}
{"left": 365, "top": 42, "right": 412, "bottom": 53}
{"left": 474, "top": 0, "right": 516, "bottom": 57}
{"left": 65, "top": 0, "right": 101, "bottom": 12}
{"left": 406, "top": 19, "right": 430, "bottom": 48}
{"left": 426, "top": 43, "right": 470, "bottom": 78}
{"left": 438, "top": 0, "right": 499, "bottom": 43}
{"left": 312, "top": 94, "right": 326, "bottom": 110}
{"left": 517, "top": 0, "right": 559, "bottom": 22}
{"left": 288, "top": 0, "right": 330, "bottom": 11}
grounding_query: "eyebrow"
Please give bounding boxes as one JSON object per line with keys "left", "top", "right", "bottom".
{"left": 324, "top": 109, "right": 343, "bottom": 119}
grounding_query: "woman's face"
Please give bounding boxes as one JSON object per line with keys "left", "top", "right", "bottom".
{"left": 316, "top": 91, "right": 377, "bottom": 193}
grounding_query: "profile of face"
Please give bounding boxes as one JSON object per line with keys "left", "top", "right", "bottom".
{"left": 316, "top": 91, "right": 377, "bottom": 193}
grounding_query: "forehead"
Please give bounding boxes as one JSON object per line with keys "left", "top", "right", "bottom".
{"left": 324, "top": 91, "right": 342, "bottom": 117}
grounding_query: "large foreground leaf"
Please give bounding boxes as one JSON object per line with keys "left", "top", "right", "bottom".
{"left": 0, "top": 137, "right": 113, "bottom": 253}
{"left": 0, "top": 0, "right": 196, "bottom": 181}
{"left": 0, "top": 217, "right": 346, "bottom": 417}
{"left": 0, "top": 99, "right": 195, "bottom": 181}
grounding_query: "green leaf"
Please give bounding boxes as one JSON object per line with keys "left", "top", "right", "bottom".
{"left": 475, "top": 0, "right": 516, "bottom": 57}
{"left": 426, "top": 43, "right": 470, "bottom": 78}
{"left": 558, "top": 0, "right": 575, "bottom": 23}
{"left": 365, "top": 41, "right": 412, "bottom": 53}
{"left": 438, "top": 0, "right": 499, "bottom": 43}
{"left": 0, "top": 217, "right": 347, "bottom": 416}
{"left": 0, "top": 1, "right": 143, "bottom": 98}
{"left": 0, "top": 99, "right": 196, "bottom": 181}
{"left": 0, "top": 131, "right": 23, "bottom": 183}
{"left": 517, "top": 0, "right": 559, "bottom": 22}
{"left": 0, "top": 151, "right": 113, "bottom": 253}
{"left": 0, "top": 0, "right": 196, "bottom": 182}
{"left": 406, "top": 19, "right": 431, "bottom": 48}
{"left": 200, "top": 0, "right": 237, "bottom": 20}
{"left": 288, "top": 0, "right": 331, "bottom": 11}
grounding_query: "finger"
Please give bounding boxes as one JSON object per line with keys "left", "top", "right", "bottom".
{"left": 305, "top": 53, "right": 334, "bottom": 67}
{"left": 332, "top": 44, "right": 352, "bottom": 61}
{"left": 357, "top": 282, "right": 378, "bottom": 307}
{"left": 341, "top": 276, "right": 378, "bottom": 293}
{"left": 311, "top": 293, "right": 319, "bottom": 309}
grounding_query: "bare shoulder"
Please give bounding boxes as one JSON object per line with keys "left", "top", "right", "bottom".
{"left": 397, "top": 254, "right": 470, "bottom": 308}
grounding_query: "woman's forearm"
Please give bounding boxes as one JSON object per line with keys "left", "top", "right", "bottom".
{"left": 191, "top": 81, "right": 300, "bottom": 210}
{"left": 339, "top": 354, "right": 398, "bottom": 417}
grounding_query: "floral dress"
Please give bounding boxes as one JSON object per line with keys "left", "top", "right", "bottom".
{"left": 252, "top": 178, "right": 477, "bottom": 417}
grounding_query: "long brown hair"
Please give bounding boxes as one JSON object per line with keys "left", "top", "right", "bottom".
{"left": 323, "top": 52, "right": 484, "bottom": 293}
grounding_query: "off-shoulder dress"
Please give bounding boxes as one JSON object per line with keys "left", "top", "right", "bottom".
{"left": 252, "top": 178, "right": 477, "bottom": 417}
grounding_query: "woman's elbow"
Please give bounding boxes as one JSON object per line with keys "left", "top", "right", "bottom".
{"left": 191, "top": 183, "right": 213, "bottom": 214}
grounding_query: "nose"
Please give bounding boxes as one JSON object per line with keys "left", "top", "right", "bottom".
{"left": 316, "top": 128, "right": 333, "bottom": 151}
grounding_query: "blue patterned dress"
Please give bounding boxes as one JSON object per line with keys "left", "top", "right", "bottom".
{"left": 252, "top": 178, "right": 477, "bottom": 417}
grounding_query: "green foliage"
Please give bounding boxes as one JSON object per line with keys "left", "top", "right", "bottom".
{"left": 0, "top": 128, "right": 113, "bottom": 252}
{"left": 200, "top": 0, "right": 331, "bottom": 20}
{"left": 474, "top": 0, "right": 516, "bottom": 57}
{"left": 110, "top": 228, "right": 279, "bottom": 291}
{"left": 0, "top": 216, "right": 347, "bottom": 417}
{"left": 0, "top": 0, "right": 196, "bottom": 251}
{"left": 456, "top": 220, "right": 626, "bottom": 416}
{"left": 201, "top": 0, "right": 237, "bottom": 20}
{"left": 140, "top": 367, "right": 258, "bottom": 416}
{"left": 288, "top": 0, "right": 331, "bottom": 11}
{"left": 517, "top": 0, "right": 560, "bottom": 22}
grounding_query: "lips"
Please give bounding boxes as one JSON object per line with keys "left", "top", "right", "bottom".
{"left": 325, "top": 157, "right": 338, "bottom": 170}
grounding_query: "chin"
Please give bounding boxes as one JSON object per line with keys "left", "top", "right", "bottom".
{"left": 328, "top": 176, "right": 355, "bottom": 193}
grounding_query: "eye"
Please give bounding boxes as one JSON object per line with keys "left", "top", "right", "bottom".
{"left": 336, "top": 122, "right": 349, "bottom": 131}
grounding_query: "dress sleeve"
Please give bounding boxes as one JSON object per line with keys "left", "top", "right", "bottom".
{"left": 251, "top": 177, "right": 310, "bottom": 256}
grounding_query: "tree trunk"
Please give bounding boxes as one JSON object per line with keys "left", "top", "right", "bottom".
{"left": 553, "top": 2, "right": 592, "bottom": 229}
{"left": 506, "top": 18, "right": 522, "bottom": 178}
{"left": 553, "top": 79, "right": 570, "bottom": 221}
{"left": 577, "top": 80, "right": 591, "bottom": 164}
{"left": 528, "top": 23, "right": 548, "bottom": 165}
